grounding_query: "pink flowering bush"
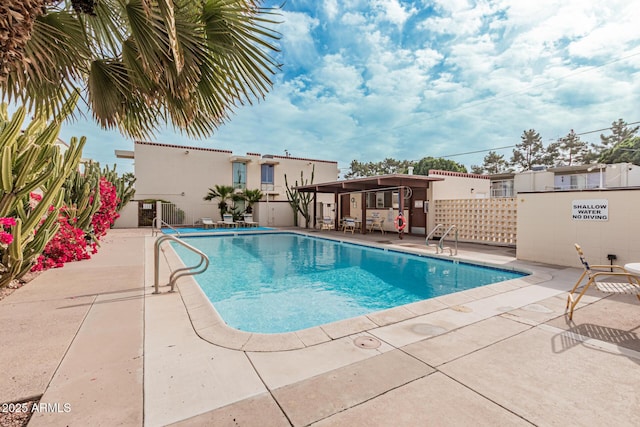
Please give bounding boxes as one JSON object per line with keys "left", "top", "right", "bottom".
{"left": 91, "top": 177, "right": 120, "bottom": 240}
{"left": 31, "top": 177, "right": 120, "bottom": 272}
{"left": 0, "top": 217, "right": 16, "bottom": 248}
{"left": 32, "top": 213, "right": 95, "bottom": 271}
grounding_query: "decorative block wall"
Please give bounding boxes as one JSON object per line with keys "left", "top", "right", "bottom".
{"left": 432, "top": 198, "right": 518, "bottom": 246}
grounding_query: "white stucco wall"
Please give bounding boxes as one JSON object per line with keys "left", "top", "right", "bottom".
{"left": 132, "top": 141, "right": 339, "bottom": 226}
{"left": 429, "top": 171, "right": 491, "bottom": 200}
{"left": 514, "top": 170, "right": 555, "bottom": 193}
{"left": 113, "top": 202, "right": 138, "bottom": 228}
{"left": 516, "top": 188, "right": 640, "bottom": 267}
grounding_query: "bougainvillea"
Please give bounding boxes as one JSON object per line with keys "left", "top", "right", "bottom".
{"left": 0, "top": 217, "right": 16, "bottom": 248}
{"left": 31, "top": 176, "right": 121, "bottom": 272}
{"left": 32, "top": 211, "right": 96, "bottom": 272}
{"left": 91, "top": 177, "right": 120, "bottom": 240}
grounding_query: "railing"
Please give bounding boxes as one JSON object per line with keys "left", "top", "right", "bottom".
{"left": 152, "top": 217, "right": 181, "bottom": 236}
{"left": 160, "top": 202, "right": 193, "bottom": 227}
{"left": 153, "top": 235, "right": 209, "bottom": 294}
{"left": 426, "top": 224, "right": 444, "bottom": 251}
{"left": 438, "top": 225, "right": 458, "bottom": 256}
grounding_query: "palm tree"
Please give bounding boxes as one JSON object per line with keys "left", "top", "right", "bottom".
{"left": 203, "top": 184, "right": 235, "bottom": 219}
{"left": 241, "top": 188, "right": 263, "bottom": 214}
{"left": 1, "top": 0, "right": 281, "bottom": 139}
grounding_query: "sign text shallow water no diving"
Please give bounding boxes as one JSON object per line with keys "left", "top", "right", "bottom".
{"left": 572, "top": 199, "right": 608, "bottom": 221}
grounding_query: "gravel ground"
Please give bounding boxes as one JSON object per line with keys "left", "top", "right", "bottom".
{"left": 0, "top": 399, "right": 39, "bottom": 427}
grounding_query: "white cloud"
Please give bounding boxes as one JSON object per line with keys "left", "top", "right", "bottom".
{"left": 278, "top": 11, "right": 320, "bottom": 69}
{"left": 324, "top": 0, "right": 339, "bottom": 21}
{"left": 58, "top": 0, "right": 640, "bottom": 174}
{"left": 372, "top": 0, "right": 417, "bottom": 27}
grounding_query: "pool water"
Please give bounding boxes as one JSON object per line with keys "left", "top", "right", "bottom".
{"left": 162, "top": 226, "right": 274, "bottom": 234}
{"left": 172, "top": 233, "right": 526, "bottom": 333}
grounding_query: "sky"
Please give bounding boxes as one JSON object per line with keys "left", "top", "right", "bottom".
{"left": 54, "top": 0, "right": 640, "bottom": 176}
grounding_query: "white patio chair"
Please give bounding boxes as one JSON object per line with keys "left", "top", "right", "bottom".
{"left": 218, "top": 214, "right": 237, "bottom": 228}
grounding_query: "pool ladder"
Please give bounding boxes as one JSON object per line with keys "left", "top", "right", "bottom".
{"left": 426, "top": 224, "right": 458, "bottom": 256}
{"left": 152, "top": 216, "right": 181, "bottom": 236}
{"left": 153, "top": 235, "right": 209, "bottom": 294}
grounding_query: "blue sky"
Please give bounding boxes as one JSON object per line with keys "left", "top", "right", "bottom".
{"left": 56, "top": 0, "right": 640, "bottom": 175}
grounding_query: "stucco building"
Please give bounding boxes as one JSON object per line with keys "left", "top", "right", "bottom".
{"left": 115, "top": 141, "right": 340, "bottom": 228}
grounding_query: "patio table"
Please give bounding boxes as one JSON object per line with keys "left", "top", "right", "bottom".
{"left": 624, "top": 263, "right": 640, "bottom": 275}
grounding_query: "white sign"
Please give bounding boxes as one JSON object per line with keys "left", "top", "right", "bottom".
{"left": 572, "top": 199, "right": 608, "bottom": 221}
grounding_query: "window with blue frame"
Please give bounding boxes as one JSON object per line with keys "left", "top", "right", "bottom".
{"left": 261, "top": 164, "right": 274, "bottom": 191}
{"left": 232, "top": 162, "right": 247, "bottom": 190}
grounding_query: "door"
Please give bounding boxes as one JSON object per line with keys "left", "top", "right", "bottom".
{"left": 409, "top": 188, "right": 427, "bottom": 235}
{"left": 138, "top": 201, "right": 156, "bottom": 226}
{"left": 340, "top": 194, "right": 351, "bottom": 220}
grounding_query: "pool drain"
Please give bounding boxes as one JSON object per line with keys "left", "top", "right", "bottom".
{"left": 354, "top": 336, "right": 381, "bottom": 349}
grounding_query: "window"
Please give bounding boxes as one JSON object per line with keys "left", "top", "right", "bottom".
{"left": 364, "top": 191, "right": 407, "bottom": 208}
{"left": 232, "top": 162, "right": 247, "bottom": 190}
{"left": 261, "top": 164, "right": 274, "bottom": 191}
{"left": 490, "top": 180, "right": 514, "bottom": 198}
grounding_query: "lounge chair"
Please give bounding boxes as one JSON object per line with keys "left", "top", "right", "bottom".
{"left": 218, "top": 214, "right": 237, "bottom": 228}
{"left": 195, "top": 217, "right": 215, "bottom": 229}
{"left": 242, "top": 214, "right": 258, "bottom": 227}
{"left": 199, "top": 217, "right": 215, "bottom": 229}
{"left": 343, "top": 217, "right": 356, "bottom": 234}
{"left": 566, "top": 244, "right": 640, "bottom": 320}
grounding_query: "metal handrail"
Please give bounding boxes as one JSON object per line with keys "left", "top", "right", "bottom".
{"left": 154, "top": 235, "right": 209, "bottom": 294}
{"left": 152, "top": 216, "right": 181, "bottom": 236}
{"left": 438, "top": 225, "right": 458, "bottom": 256}
{"left": 426, "top": 224, "right": 444, "bottom": 247}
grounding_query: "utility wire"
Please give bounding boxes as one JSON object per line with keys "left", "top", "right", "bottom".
{"left": 440, "top": 121, "right": 640, "bottom": 159}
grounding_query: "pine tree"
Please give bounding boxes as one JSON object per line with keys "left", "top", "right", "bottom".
{"left": 556, "top": 130, "right": 588, "bottom": 166}
{"left": 509, "top": 129, "right": 546, "bottom": 171}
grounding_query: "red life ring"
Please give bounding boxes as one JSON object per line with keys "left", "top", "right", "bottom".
{"left": 394, "top": 215, "right": 406, "bottom": 231}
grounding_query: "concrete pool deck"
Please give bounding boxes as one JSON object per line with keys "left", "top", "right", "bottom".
{"left": 1, "top": 228, "right": 639, "bottom": 426}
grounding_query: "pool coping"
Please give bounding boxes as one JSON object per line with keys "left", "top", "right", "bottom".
{"left": 163, "top": 230, "right": 552, "bottom": 352}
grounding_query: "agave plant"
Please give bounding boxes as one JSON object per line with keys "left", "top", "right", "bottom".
{"left": 1, "top": 0, "right": 281, "bottom": 139}
{"left": 0, "top": 97, "right": 85, "bottom": 287}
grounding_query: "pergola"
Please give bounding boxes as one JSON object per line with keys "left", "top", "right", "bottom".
{"left": 295, "top": 174, "right": 444, "bottom": 233}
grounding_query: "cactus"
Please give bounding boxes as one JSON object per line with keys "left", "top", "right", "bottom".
{"left": 0, "top": 96, "right": 85, "bottom": 288}
{"left": 284, "top": 166, "right": 315, "bottom": 228}
{"left": 102, "top": 164, "right": 136, "bottom": 212}
{"left": 63, "top": 161, "right": 101, "bottom": 235}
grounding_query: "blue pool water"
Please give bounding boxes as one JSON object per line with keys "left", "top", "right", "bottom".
{"left": 162, "top": 226, "right": 274, "bottom": 234}
{"left": 172, "top": 233, "right": 526, "bottom": 333}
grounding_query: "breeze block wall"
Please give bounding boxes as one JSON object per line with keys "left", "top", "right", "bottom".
{"left": 432, "top": 198, "right": 518, "bottom": 246}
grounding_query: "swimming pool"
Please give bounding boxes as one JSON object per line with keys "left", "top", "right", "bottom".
{"left": 172, "top": 233, "right": 526, "bottom": 333}
{"left": 162, "top": 226, "right": 274, "bottom": 234}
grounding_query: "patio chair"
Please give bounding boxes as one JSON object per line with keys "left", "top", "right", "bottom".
{"left": 321, "top": 217, "right": 334, "bottom": 230}
{"left": 343, "top": 217, "right": 356, "bottom": 234}
{"left": 243, "top": 214, "right": 259, "bottom": 227}
{"left": 368, "top": 214, "right": 385, "bottom": 234}
{"left": 566, "top": 244, "right": 640, "bottom": 320}
{"left": 199, "top": 217, "right": 215, "bottom": 229}
{"left": 218, "top": 214, "right": 237, "bottom": 228}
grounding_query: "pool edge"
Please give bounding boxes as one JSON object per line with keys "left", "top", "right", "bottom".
{"left": 164, "top": 230, "right": 554, "bottom": 352}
